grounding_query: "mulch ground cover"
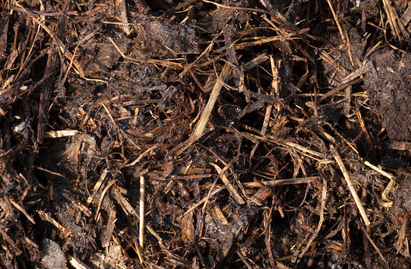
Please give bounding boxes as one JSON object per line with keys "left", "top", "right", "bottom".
{"left": 1, "top": 0, "right": 411, "bottom": 268}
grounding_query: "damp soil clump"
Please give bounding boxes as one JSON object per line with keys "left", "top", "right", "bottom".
{"left": 2, "top": 0, "right": 411, "bottom": 268}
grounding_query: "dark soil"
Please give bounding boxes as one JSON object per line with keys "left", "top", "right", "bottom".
{"left": 364, "top": 49, "right": 411, "bottom": 141}
{"left": 1, "top": 0, "right": 411, "bottom": 268}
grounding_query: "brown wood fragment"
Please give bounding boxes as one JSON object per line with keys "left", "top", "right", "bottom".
{"left": 249, "top": 185, "right": 272, "bottom": 206}
{"left": 172, "top": 62, "right": 231, "bottom": 156}
{"left": 331, "top": 146, "right": 370, "bottom": 230}
{"left": 243, "top": 176, "right": 318, "bottom": 188}
{"left": 211, "top": 163, "right": 245, "bottom": 205}
{"left": 213, "top": 204, "right": 228, "bottom": 225}
{"left": 36, "top": 46, "right": 58, "bottom": 144}
{"left": 111, "top": 187, "right": 139, "bottom": 219}
{"left": 116, "top": 0, "right": 131, "bottom": 35}
{"left": 180, "top": 210, "right": 195, "bottom": 243}
{"left": 37, "top": 210, "right": 71, "bottom": 238}
{"left": 382, "top": 0, "right": 402, "bottom": 42}
{"left": 400, "top": 4, "right": 411, "bottom": 26}
{"left": 101, "top": 205, "right": 116, "bottom": 248}
{"left": 9, "top": 198, "right": 35, "bottom": 224}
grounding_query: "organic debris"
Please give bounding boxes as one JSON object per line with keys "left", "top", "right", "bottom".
{"left": 1, "top": 0, "right": 411, "bottom": 268}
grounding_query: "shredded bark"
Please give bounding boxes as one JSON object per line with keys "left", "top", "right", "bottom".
{"left": 1, "top": 0, "right": 411, "bottom": 268}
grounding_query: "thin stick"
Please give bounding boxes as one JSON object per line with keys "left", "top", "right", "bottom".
{"left": 111, "top": 187, "right": 139, "bottom": 219}
{"left": 243, "top": 176, "right": 318, "bottom": 188}
{"left": 193, "top": 62, "right": 231, "bottom": 139}
{"left": 261, "top": 56, "right": 277, "bottom": 135}
{"left": 203, "top": 0, "right": 268, "bottom": 14}
{"left": 178, "top": 185, "right": 225, "bottom": 220}
{"left": 355, "top": 97, "right": 374, "bottom": 151}
{"left": 86, "top": 169, "right": 108, "bottom": 207}
{"left": 179, "top": 39, "right": 215, "bottom": 78}
{"left": 331, "top": 146, "right": 370, "bottom": 229}
{"left": 108, "top": 37, "right": 182, "bottom": 68}
{"left": 116, "top": 0, "right": 131, "bottom": 35}
{"left": 362, "top": 161, "right": 395, "bottom": 208}
{"left": 363, "top": 161, "right": 394, "bottom": 180}
{"left": 9, "top": 199, "right": 36, "bottom": 224}
{"left": 265, "top": 205, "right": 275, "bottom": 267}
{"left": 95, "top": 179, "right": 116, "bottom": 221}
{"left": 126, "top": 145, "right": 157, "bottom": 167}
{"left": 174, "top": 62, "right": 231, "bottom": 156}
{"left": 37, "top": 210, "right": 70, "bottom": 237}
{"left": 326, "top": 0, "right": 346, "bottom": 44}
{"left": 299, "top": 178, "right": 327, "bottom": 258}
{"left": 67, "top": 255, "right": 91, "bottom": 269}
{"left": 139, "top": 176, "right": 145, "bottom": 248}
{"left": 203, "top": 54, "right": 268, "bottom": 93}
{"left": 360, "top": 226, "right": 388, "bottom": 265}
{"left": 319, "top": 77, "right": 362, "bottom": 102}
{"left": 211, "top": 163, "right": 245, "bottom": 205}
{"left": 382, "top": 0, "right": 402, "bottom": 42}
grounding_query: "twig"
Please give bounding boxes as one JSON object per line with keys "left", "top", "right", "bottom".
{"left": 86, "top": 169, "right": 108, "bottom": 207}
{"left": 35, "top": 166, "right": 65, "bottom": 178}
{"left": 215, "top": 36, "right": 295, "bottom": 53}
{"left": 202, "top": 0, "right": 268, "bottom": 14}
{"left": 299, "top": 178, "right": 327, "bottom": 258}
{"left": 102, "top": 102, "right": 141, "bottom": 151}
{"left": 173, "top": 62, "right": 231, "bottom": 156}
{"left": 68, "top": 254, "right": 91, "bottom": 269}
{"left": 362, "top": 161, "right": 395, "bottom": 208}
{"left": 116, "top": 0, "right": 131, "bottom": 35}
{"left": 331, "top": 146, "right": 370, "bottom": 230}
{"left": 139, "top": 176, "right": 145, "bottom": 248}
{"left": 382, "top": 0, "right": 402, "bottom": 42}
{"left": 44, "top": 130, "right": 80, "bottom": 138}
{"left": 381, "top": 179, "right": 395, "bottom": 208}
{"left": 178, "top": 185, "right": 225, "bottom": 220}
{"left": 101, "top": 205, "right": 116, "bottom": 248}
{"left": 203, "top": 54, "right": 269, "bottom": 93}
{"left": 179, "top": 39, "right": 215, "bottom": 78}
{"left": 108, "top": 37, "right": 183, "bottom": 68}
{"left": 400, "top": 4, "right": 411, "bottom": 26}
{"left": 236, "top": 249, "right": 255, "bottom": 269}
{"left": 363, "top": 161, "right": 394, "bottom": 180}
{"left": 319, "top": 77, "right": 362, "bottom": 103}
{"left": 265, "top": 205, "right": 275, "bottom": 267}
{"left": 192, "top": 62, "right": 231, "bottom": 139}
{"left": 37, "top": 210, "right": 71, "bottom": 237}
{"left": 286, "top": 141, "right": 324, "bottom": 158}
{"left": 9, "top": 198, "right": 36, "bottom": 225}
{"left": 360, "top": 225, "right": 389, "bottom": 266}
{"left": 211, "top": 163, "right": 245, "bottom": 205}
{"left": 111, "top": 187, "right": 139, "bottom": 219}
{"left": 326, "top": 0, "right": 346, "bottom": 44}
{"left": 95, "top": 179, "right": 116, "bottom": 221}
{"left": 240, "top": 124, "right": 326, "bottom": 160}
{"left": 354, "top": 97, "right": 374, "bottom": 152}
{"left": 126, "top": 145, "right": 158, "bottom": 167}
{"left": 243, "top": 176, "right": 318, "bottom": 188}
{"left": 261, "top": 56, "right": 279, "bottom": 135}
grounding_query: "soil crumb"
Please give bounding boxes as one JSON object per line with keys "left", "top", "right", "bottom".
{"left": 364, "top": 50, "right": 411, "bottom": 140}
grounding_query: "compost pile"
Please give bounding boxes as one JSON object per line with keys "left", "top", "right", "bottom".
{"left": 2, "top": 0, "right": 411, "bottom": 268}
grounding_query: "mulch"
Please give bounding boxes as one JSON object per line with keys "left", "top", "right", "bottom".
{"left": 1, "top": 0, "right": 411, "bottom": 268}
